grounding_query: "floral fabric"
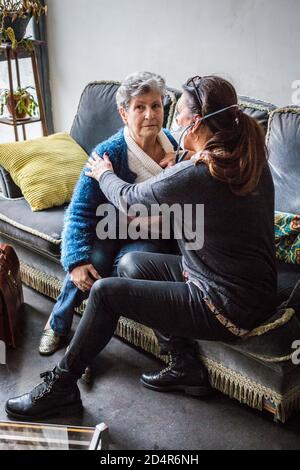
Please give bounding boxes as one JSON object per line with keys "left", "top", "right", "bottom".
{"left": 275, "top": 211, "right": 300, "bottom": 265}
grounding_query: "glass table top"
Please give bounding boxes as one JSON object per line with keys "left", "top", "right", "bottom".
{"left": 0, "top": 421, "right": 109, "bottom": 450}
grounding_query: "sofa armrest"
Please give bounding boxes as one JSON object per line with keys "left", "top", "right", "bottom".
{"left": 0, "top": 166, "right": 23, "bottom": 198}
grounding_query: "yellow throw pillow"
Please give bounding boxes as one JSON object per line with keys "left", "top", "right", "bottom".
{"left": 0, "top": 133, "right": 88, "bottom": 211}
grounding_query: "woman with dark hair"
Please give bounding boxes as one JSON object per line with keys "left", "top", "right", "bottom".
{"left": 6, "top": 76, "right": 277, "bottom": 420}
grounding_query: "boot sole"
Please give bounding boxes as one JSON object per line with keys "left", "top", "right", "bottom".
{"left": 5, "top": 400, "right": 83, "bottom": 421}
{"left": 140, "top": 378, "right": 211, "bottom": 397}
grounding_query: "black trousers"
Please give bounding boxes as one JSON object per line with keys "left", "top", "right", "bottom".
{"left": 59, "top": 252, "right": 235, "bottom": 378}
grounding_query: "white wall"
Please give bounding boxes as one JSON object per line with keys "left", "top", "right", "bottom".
{"left": 47, "top": 0, "right": 300, "bottom": 132}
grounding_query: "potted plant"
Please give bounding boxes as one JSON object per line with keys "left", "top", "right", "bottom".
{"left": 0, "top": 0, "right": 47, "bottom": 42}
{"left": 0, "top": 85, "right": 38, "bottom": 119}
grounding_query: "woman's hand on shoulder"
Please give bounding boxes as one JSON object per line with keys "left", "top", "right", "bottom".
{"left": 85, "top": 151, "right": 114, "bottom": 182}
{"left": 159, "top": 150, "right": 196, "bottom": 169}
{"left": 159, "top": 151, "right": 176, "bottom": 169}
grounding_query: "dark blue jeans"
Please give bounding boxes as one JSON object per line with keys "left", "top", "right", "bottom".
{"left": 50, "top": 238, "right": 177, "bottom": 335}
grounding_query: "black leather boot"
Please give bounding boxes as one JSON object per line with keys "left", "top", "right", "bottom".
{"left": 5, "top": 367, "right": 83, "bottom": 420}
{"left": 140, "top": 351, "right": 211, "bottom": 397}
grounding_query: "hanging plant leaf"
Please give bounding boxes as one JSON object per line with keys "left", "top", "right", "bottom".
{"left": 6, "top": 26, "right": 17, "bottom": 49}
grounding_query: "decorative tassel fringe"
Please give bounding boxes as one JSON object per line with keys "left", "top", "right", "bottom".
{"left": 115, "top": 318, "right": 165, "bottom": 360}
{"left": 20, "top": 262, "right": 62, "bottom": 300}
{"left": 19, "top": 261, "right": 300, "bottom": 422}
{"left": 200, "top": 355, "right": 300, "bottom": 422}
{"left": 202, "top": 355, "right": 266, "bottom": 410}
{"left": 247, "top": 307, "right": 295, "bottom": 338}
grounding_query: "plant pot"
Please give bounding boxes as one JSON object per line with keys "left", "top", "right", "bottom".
{"left": 2, "top": 14, "right": 31, "bottom": 42}
{"left": 6, "top": 94, "right": 30, "bottom": 119}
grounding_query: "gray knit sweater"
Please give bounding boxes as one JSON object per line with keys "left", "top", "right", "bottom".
{"left": 99, "top": 160, "right": 277, "bottom": 330}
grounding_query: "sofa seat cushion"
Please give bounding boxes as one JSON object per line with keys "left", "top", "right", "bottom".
{"left": 0, "top": 196, "right": 64, "bottom": 258}
{"left": 197, "top": 305, "right": 300, "bottom": 422}
{"left": 199, "top": 328, "right": 300, "bottom": 397}
{"left": 198, "top": 335, "right": 300, "bottom": 422}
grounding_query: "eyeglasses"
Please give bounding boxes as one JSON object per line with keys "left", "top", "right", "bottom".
{"left": 186, "top": 76, "right": 203, "bottom": 111}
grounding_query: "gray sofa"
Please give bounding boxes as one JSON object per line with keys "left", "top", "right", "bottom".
{"left": 0, "top": 81, "right": 299, "bottom": 422}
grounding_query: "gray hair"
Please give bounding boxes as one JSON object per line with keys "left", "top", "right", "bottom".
{"left": 116, "top": 71, "right": 166, "bottom": 109}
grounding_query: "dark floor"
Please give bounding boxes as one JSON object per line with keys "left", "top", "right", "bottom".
{"left": 1, "top": 286, "right": 300, "bottom": 450}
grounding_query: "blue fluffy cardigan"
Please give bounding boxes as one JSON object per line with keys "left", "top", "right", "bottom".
{"left": 61, "top": 128, "right": 177, "bottom": 272}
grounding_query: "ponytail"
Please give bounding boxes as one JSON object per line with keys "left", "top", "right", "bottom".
{"left": 196, "top": 111, "right": 267, "bottom": 196}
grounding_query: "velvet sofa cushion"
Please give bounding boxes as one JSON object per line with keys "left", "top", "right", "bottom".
{"left": 238, "top": 96, "right": 276, "bottom": 130}
{"left": 196, "top": 289, "right": 300, "bottom": 423}
{"left": 267, "top": 107, "right": 300, "bottom": 215}
{"left": 198, "top": 309, "right": 300, "bottom": 396}
{"left": 0, "top": 195, "right": 64, "bottom": 258}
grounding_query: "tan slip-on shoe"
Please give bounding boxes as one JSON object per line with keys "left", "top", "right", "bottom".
{"left": 39, "top": 329, "right": 67, "bottom": 356}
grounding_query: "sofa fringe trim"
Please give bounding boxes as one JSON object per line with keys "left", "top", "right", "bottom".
{"left": 246, "top": 348, "right": 300, "bottom": 363}
{"left": 20, "top": 262, "right": 62, "bottom": 299}
{"left": 238, "top": 98, "right": 274, "bottom": 113}
{"left": 246, "top": 308, "right": 295, "bottom": 338}
{"left": 200, "top": 355, "right": 300, "bottom": 423}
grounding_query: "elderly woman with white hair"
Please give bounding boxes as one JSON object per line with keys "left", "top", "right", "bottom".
{"left": 39, "top": 71, "right": 179, "bottom": 356}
